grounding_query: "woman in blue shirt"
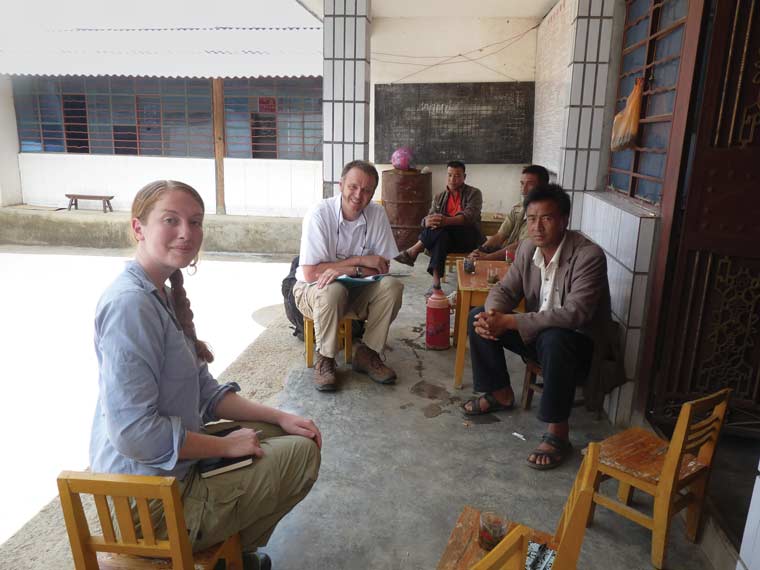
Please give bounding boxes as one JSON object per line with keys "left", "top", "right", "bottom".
{"left": 90, "top": 180, "right": 321, "bottom": 570}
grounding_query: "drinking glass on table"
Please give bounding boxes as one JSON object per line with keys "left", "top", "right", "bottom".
{"left": 478, "top": 510, "right": 508, "bottom": 551}
{"left": 486, "top": 266, "right": 499, "bottom": 285}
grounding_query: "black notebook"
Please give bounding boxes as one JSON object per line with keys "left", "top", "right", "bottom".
{"left": 197, "top": 426, "right": 259, "bottom": 479}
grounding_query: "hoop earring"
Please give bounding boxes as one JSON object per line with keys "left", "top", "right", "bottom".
{"left": 187, "top": 256, "right": 198, "bottom": 276}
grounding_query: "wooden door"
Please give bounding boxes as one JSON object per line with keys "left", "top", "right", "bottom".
{"left": 652, "top": 0, "right": 760, "bottom": 435}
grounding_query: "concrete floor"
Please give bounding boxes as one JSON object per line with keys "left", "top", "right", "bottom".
{"left": 259, "top": 261, "right": 714, "bottom": 570}
{"left": 0, "top": 245, "right": 291, "bottom": 545}
{"left": 0, "top": 246, "right": 716, "bottom": 569}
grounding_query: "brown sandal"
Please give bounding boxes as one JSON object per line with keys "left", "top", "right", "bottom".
{"left": 461, "top": 393, "right": 514, "bottom": 416}
{"left": 394, "top": 249, "right": 416, "bottom": 267}
{"left": 527, "top": 432, "right": 573, "bottom": 471}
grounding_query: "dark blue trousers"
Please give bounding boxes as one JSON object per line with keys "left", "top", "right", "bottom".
{"left": 468, "top": 306, "right": 593, "bottom": 423}
{"left": 419, "top": 225, "right": 483, "bottom": 277}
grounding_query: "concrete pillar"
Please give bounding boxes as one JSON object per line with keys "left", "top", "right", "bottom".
{"left": 322, "top": 0, "right": 370, "bottom": 197}
{"left": 0, "top": 75, "right": 22, "bottom": 206}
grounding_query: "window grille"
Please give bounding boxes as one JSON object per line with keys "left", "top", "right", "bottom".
{"left": 607, "top": 0, "right": 688, "bottom": 205}
{"left": 223, "top": 77, "right": 322, "bottom": 160}
{"left": 12, "top": 76, "right": 214, "bottom": 158}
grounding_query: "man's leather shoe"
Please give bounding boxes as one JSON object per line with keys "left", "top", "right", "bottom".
{"left": 215, "top": 552, "right": 271, "bottom": 570}
{"left": 243, "top": 552, "right": 272, "bottom": 570}
{"left": 314, "top": 355, "right": 338, "bottom": 391}
{"left": 352, "top": 344, "right": 397, "bottom": 384}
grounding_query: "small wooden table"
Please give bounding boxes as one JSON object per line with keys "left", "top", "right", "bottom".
{"left": 438, "top": 506, "right": 557, "bottom": 570}
{"left": 65, "top": 193, "right": 114, "bottom": 213}
{"left": 453, "top": 259, "right": 510, "bottom": 389}
{"left": 437, "top": 506, "right": 522, "bottom": 570}
{"left": 437, "top": 506, "right": 488, "bottom": 570}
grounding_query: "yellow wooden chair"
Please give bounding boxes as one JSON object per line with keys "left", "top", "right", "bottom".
{"left": 586, "top": 388, "right": 731, "bottom": 569}
{"left": 472, "top": 442, "right": 600, "bottom": 570}
{"left": 303, "top": 316, "right": 355, "bottom": 367}
{"left": 469, "top": 525, "right": 531, "bottom": 570}
{"left": 57, "top": 471, "right": 243, "bottom": 570}
{"left": 437, "top": 443, "right": 599, "bottom": 570}
{"left": 520, "top": 359, "right": 585, "bottom": 411}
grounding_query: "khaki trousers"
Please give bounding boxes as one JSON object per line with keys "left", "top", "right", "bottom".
{"left": 293, "top": 276, "right": 404, "bottom": 358}
{"left": 181, "top": 422, "right": 320, "bottom": 552}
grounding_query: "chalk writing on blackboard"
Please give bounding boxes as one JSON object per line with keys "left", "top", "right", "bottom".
{"left": 375, "top": 82, "right": 534, "bottom": 165}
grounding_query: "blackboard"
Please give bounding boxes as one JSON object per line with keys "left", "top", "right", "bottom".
{"left": 375, "top": 82, "right": 534, "bottom": 164}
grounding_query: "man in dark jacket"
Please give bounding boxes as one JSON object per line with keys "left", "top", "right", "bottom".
{"left": 463, "top": 183, "right": 611, "bottom": 470}
{"left": 394, "top": 160, "right": 483, "bottom": 295}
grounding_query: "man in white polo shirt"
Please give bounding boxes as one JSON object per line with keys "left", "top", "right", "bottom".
{"left": 293, "top": 160, "right": 403, "bottom": 392}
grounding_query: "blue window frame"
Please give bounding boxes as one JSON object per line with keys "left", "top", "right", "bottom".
{"left": 12, "top": 76, "right": 213, "bottom": 158}
{"left": 223, "top": 77, "right": 322, "bottom": 160}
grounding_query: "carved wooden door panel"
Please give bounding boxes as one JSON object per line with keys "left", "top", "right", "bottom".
{"left": 653, "top": 0, "right": 760, "bottom": 434}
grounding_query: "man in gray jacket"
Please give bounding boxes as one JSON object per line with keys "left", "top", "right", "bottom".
{"left": 463, "top": 183, "right": 611, "bottom": 470}
{"left": 394, "top": 160, "right": 484, "bottom": 295}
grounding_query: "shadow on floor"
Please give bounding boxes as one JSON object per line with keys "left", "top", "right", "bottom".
{"left": 709, "top": 434, "right": 760, "bottom": 549}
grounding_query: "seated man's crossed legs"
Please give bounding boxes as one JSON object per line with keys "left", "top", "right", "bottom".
{"left": 464, "top": 306, "right": 593, "bottom": 470}
{"left": 396, "top": 225, "right": 483, "bottom": 293}
{"left": 294, "top": 277, "right": 403, "bottom": 391}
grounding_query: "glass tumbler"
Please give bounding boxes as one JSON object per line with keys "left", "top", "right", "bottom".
{"left": 478, "top": 510, "right": 508, "bottom": 551}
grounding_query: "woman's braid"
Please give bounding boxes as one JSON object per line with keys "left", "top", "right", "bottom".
{"left": 169, "top": 269, "right": 214, "bottom": 363}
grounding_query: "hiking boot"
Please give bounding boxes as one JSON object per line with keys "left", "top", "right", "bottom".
{"left": 352, "top": 345, "right": 397, "bottom": 384}
{"left": 313, "top": 355, "right": 337, "bottom": 391}
{"left": 243, "top": 552, "right": 272, "bottom": 570}
{"left": 215, "top": 552, "right": 271, "bottom": 570}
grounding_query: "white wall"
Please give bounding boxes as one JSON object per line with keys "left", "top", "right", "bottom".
{"left": 533, "top": 0, "right": 577, "bottom": 174}
{"left": 224, "top": 158, "right": 323, "bottom": 216}
{"left": 0, "top": 76, "right": 22, "bottom": 206}
{"left": 18, "top": 154, "right": 216, "bottom": 212}
{"left": 17, "top": 154, "right": 325, "bottom": 217}
{"left": 369, "top": 17, "right": 538, "bottom": 212}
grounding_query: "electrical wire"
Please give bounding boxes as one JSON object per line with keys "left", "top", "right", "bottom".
{"left": 386, "top": 23, "right": 538, "bottom": 83}
{"left": 372, "top": 22, "right": 539, "bottom": 60}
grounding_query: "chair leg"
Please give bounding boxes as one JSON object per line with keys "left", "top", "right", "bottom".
{"left": 343, "top": 318, "right": 353, "bottom": 364}
{"left": 304, "top": 318, "right": 315, "bottom": 368}
{"left": 651, "top": 497, "right": 674, "bottom": 569}
{"left": 617, "top": 482, "right": 634, "bottom": 506}
{"left": 586, "top": 470, "right": 604, "bottom": 527}
{"left": 685, "top": 477, "right": 708, "bottom": 542}
{"left": 521, "top": 368, "right": 535, "bottom": 410}
{"left": 219, "top": 533, "right": 244, "bottom": 570}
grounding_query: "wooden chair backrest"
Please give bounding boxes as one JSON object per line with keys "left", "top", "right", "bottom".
{"left": 473, "top": 444, "right": 600, "bottom": 570}
{"left": 552, "top": 442, "right": 600, "bottom": 570}
{"left": 660, "top": 388, "right": 732, "bottom": 493}
{"left": 470, "top": 525, "right": 531, "bottom": 570}
{"left": 57, "top": 471, "right": 194, "bottom": 570}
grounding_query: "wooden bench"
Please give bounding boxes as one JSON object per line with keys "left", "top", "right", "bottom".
{"left": 66, "top": 193, "right": 114, "bottom": 213}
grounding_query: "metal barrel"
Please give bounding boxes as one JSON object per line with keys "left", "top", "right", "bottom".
{"left": 381, "top": 169, "right": 432, "bottom": 251}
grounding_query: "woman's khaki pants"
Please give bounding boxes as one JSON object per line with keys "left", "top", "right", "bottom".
{"left": 180, "top": 421, "right": 320, "bottom": 552}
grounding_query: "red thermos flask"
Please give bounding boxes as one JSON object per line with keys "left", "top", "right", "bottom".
{"left": 426, "top": 288, "right": 450, "bottom": 350}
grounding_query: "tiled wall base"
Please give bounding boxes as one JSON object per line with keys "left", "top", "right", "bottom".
{"left": 580, "top": 191, "right": 659, "bottom": 425}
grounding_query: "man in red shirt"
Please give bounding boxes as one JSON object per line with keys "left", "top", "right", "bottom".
{"left": 395, "top": 161, "right": 483, "bottom": 294}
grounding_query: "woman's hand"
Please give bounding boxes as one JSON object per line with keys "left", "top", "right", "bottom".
{"left": 221, "top": 427, "right": 265, "bottom": 458}
{"left": 279, "top": 413, "right": 323, "bottom": 449}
